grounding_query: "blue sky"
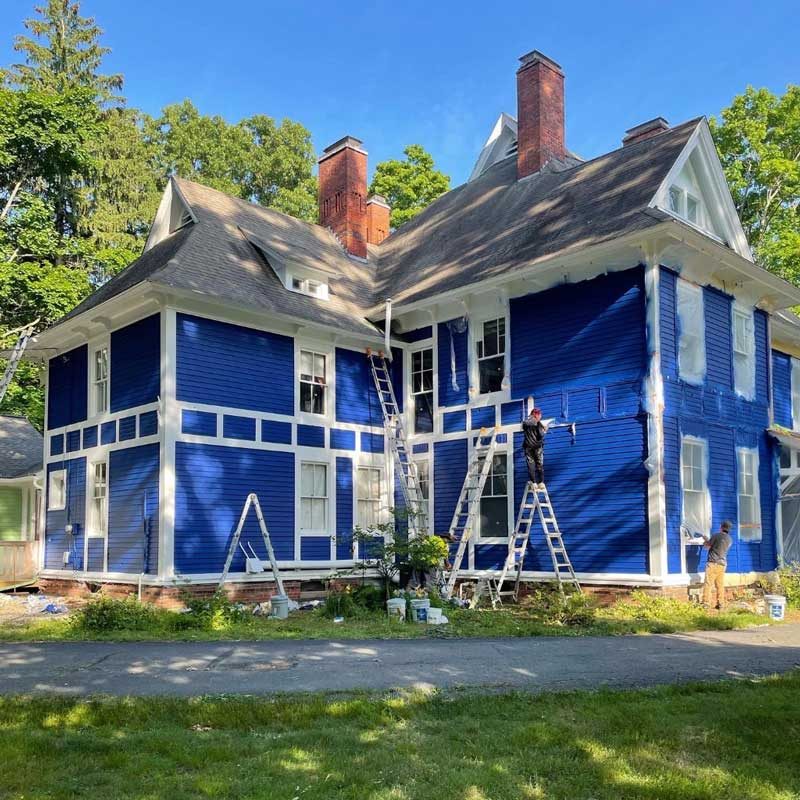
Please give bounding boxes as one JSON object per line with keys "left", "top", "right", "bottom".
{"left": 0, "top": 1, "right": 797, "bottom": 186}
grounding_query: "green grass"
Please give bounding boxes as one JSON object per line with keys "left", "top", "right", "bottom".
{"left": 0, "top": 591, "right": 776, "bottom": 643}
{"left": 1, "top": 674, "right": 799, "bottom": 799}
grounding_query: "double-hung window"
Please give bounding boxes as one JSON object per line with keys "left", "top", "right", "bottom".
{"left": 356, "top": 466, "right": 382, "bottom": 530}
{"left": 411, "top": 348, "right": 434, "bottom": 434}
{"left": 300, "top": 462, "right": 328, "bottom": 533}
{"left": 92, "top": 347, "right": 108, "bottom": 415}
{"left": 299, "top": 350, "right": 327, "bottom": 415}
{"left": 48, "top": 469, "right": 66, "bottom": 511}
{"left": 414, "top": 458, "right": 431, "bottom": 523}
{"left": 88, "top": 461, "right": 108, "bottom": 538}
{"left": 732, "top": 307, "right": 755, "bottom": 399}
{"left": 480, "top": 453, "right": 509, "bottom": 538}
{"left": 676, "top": 280, "right": 706, "bottom": 385}
{"left": 681, "top": 437, "right": 710, "bottom": 537}
{"left": 737, "top": 448, "right": 762, "bottom": 542}
{"left": 476, "top": 318, "right": 506, "bottom": 394}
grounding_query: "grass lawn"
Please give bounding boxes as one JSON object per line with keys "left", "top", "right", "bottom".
{"left": 1, "top": 674, "right": 799, "bottom": 799}
{"left": 0, "top": 591, "right": 779, "bottom": 643}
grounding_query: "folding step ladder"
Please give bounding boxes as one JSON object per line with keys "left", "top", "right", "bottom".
{"left": 0, "top": 320, "right": 38, "bottom": 405}
{"left": 218, "top": 493, "right": 286, "bottom": 595}
{"left": 367, "top": 350, "right": 428, "bottom": 538}
{"left": 441, "top": 427, "right": 498, "bottom": 600}
{"left": 492, "top": 481, "right": 581, "bottom": 603}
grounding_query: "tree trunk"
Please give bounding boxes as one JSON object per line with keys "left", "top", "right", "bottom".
{"left": 0, "top": 181, "right": 23, "bottom": 221}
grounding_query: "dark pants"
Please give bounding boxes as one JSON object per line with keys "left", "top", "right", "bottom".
{"left": 524, "top": 447, "right": 544, "bottom": 484}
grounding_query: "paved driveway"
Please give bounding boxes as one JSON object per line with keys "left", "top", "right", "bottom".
{"left": 1, "top": 624, "right": 799, "bottom": 696}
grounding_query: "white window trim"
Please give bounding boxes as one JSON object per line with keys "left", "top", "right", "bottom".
{"left": 473, "top": 443, "right": 513, "bottom": 545}
{"left": 412, "top": 451, "right": 433, "bottom": 533}
{"left": 791, "top": 357, "right": 800, "bottom": 432}
{"left": 737, "top": 446, "right": 762, "bottom": 543}
{"left": 680, "top": 435, "right": 711, "bottom": 540}
{"left": 470, "top": 312, "right": 510, "bottom": 400}
{"left": 88, "top": 336, "right": 110, "bottom": 419}
{"left": 297, "top": 457, "right": 332, "bottom": 539}
{"left": 295, "top": 340, "right": 334, "bottom": 424}
{"left": 732, "top": 305, "right": 756, "bottom": 400}
{"left": 86, "top": 459, "right": 109, "bottom": 539}
{"left": 290, "top": 274, "right": 329, "bottom": 300}
{"left": 47, "top": 469, "right": 67, "bottom": 511}
{"left": 355, "top": 464, "right": 384, "bottom": 532}
{"left": 676, "top": 279, "right": 706, "bottom": 386}
{"left": 409, "top": 344, "right": 435, "bottom": 436}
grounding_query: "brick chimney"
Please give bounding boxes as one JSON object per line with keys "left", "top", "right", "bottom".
{"left": 516, "top": 50, "right": 566, "bottom": 179}
{"left": 318, "top": 136, "right": 368, "bottom": 258}
{"left": 622, "top": 117, "right": 670, "bottom": 147}
{"left": 366, "top": 195, "right": 390, "bottom": 245}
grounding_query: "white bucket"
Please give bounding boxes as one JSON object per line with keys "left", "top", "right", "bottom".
{"left": 764, "top": 594, "right": 786, "bottom": 621}
{"left": 386, "top": 597, "right": 406, "bottom": 621}
{"left": 426, "top": 607, "right": 443, "bottom": 624}
{"left": 410, "top": 598, "right": 430, "bottom": 622}
{"left": 270, "top": 594, "right": 289, "bottom": 620}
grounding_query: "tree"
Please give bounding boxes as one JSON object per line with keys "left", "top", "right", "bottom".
{"left": 369, "top": 144, "right": 450, "bottom": 229}
{"left": 2, "top": 0, "right": 123, "bottom": 106}
{"left": 711, "top": 86, "right": 800, "bottom": 283}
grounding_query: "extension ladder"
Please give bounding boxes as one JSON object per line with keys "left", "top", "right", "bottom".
{"left": 492, "top": 481, "right": 581, "bottom": 603}
{"left": 367, "top": 350, "right": 428, "bottom": 538}
{"left": 218, "top": 493, "right": 286, "bottom": 595}
{"left": 441, "top": 427, "right": 499, "bottom": 599}
{"left": 0, "top": 320, "right": 38, "bottom": 405}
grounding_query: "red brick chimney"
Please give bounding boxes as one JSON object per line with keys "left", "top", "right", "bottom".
{"left": 622, "top": 117, "right": 670, "bottom": 147}
{"left": 366, "top": 195, "right": 390, "bottom": 245}
{"left": 516, "top": 50, "right": 566, "bottom": 179}
{"left": 318, "top": 136, "right": 368, "bottom": 258}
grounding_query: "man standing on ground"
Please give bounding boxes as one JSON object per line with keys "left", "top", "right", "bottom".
{"left": 702, "top": 520, "right": 733, "bottom": 610}
{"left": 522, "top": 407, "right": 548, "bottom": 487}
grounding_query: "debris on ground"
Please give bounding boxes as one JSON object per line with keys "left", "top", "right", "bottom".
{"left": 0, "top": 592, "right": 73, "bottom": 626}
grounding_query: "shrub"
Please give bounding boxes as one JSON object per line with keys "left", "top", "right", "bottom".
{"left": 178, "top": 591, "right": 250, "bottom": 630}
{"left": 521, "top": 585, "right": 597, "bottom": 626}
{"left": 323, "top": 586, "right": 357, "bottom": 618}
{"left": 351, "top": 584, "right": 385, "bottom": 612}
{"left": 778, "top": 564, "right": 800, "bottom": 608}
{"left": 408, "top": 535, "right": 449, "bottom": 571}
{"left": 74, "top": 595, "right": 160, "bottom": 632}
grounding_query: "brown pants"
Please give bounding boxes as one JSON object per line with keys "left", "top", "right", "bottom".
{"left": 703, "top": 562, "right": 726, "bottom": 609}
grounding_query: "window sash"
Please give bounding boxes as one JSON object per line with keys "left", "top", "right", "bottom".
{"left": 300, "top": 463, "right": 328, "bottom": 532}
{"left": 681, "top": 439, "right": 709, "bottom": 536}
{"left": 93, "top": 348, "right": 108, "bottom": 414}
{"left": 48, "top": 470, "right": 66, "bottom": 511}
{"left": 299, "top": 350, "right": 327, "bottom": 414}
{"left": 738, "top": 448, "right": 762, "bottom": 541}
{"left": 89, "top": 462, "right": 107, "bottom": 538}
{"left": 480, "top": 454, "right": 508, "bottom": 538}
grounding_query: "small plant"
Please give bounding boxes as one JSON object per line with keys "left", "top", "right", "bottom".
{"left": 778, "top": 563, "right": 800, "bottom": 608}
{"left": 73, "top": 595, "right": 159, "bottom": 632}
{"left": 408, "top": 535, "right": 449, "bottom": 573}
{"left": 520, "top": 585, "right": 597, "bottom": 626}
{"left": 177, "top": 590, "right": 250, "bottom": 631}
{"left": 323, "top": 585, "right": 357, "bottom": 618}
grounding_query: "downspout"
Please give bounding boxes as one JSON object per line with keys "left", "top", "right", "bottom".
{"left": 643, "top": 249, "right": 668, "bottom": 581}
{"left": 384, "top": 298, "right": 392, "bottom": 360}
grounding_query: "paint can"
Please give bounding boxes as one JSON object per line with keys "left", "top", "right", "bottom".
{"left": 270, "top": 594, "right": 290, "bottom": 620}
{"left": 426, "top": 607, "right": 446, "bottom": 624}
{"left": 410, "top": 598, "right": 430, "bottom": 622}
{"left": 386, "top": 597, "right": 406, "bottom": 621}
{"left": 764, "top": 595, "right": 786, "bottom": 621}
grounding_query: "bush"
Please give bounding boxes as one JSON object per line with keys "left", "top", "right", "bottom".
{"left": 74, "top": 595, "right": 160, "bottom": 632}
{"left": 351, "top": 584, "right": 385, "bottom": 611}
{"left": 522, "top": 585, "right": 597, "bottom": 626}
{"left": 778, "top": 564, "right": 800, "bottom": 608}
{"left": 177, "top": 591, "right": 250, "bottom": 630}
{"left": 323, "top": 586, "right": 357, "bottom": 618}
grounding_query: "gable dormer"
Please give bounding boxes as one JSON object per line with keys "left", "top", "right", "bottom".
{"left": 143, "top": 178, "right": 197, "bottom": 253}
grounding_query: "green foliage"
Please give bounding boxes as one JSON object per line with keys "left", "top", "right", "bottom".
{"left": 711, "top": 85, "right": 800, "bottom": 283}
{"left": 369, "top": 144, "right": 450, "bottom": 228}
{"left": 178, "top": 590, "right": 250, "bottom": 630}
{"left": 73, "top": 594, "right": 160, "bottom": 632}
{"left": 407, "top": 534, "right": 449, "bottom": 571}
{"left": 520, "top": 586, "right": 598, "bottom": 626}
{"left": 778, "top": 563, "right": 800, "bottom": 607}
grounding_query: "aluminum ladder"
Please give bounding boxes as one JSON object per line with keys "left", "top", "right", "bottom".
{"left": 442, "top": 427, "right": 498, "bottom": 600}
{"left": 492, "top": 481, "right": 581, "bottom": 603}
{"left": 367, "top": 350, "right": 428, "bottom": 538}
{"left": 0, "top": 320, "right": 38, "bottom": 405}
{"left": 218, "top": 493, "right": 286, "bottom": 595}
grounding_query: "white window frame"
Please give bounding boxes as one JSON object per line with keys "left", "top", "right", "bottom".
{"left": 410, "top": 345, "right": 435, "bottom": 435}
{"left": 297, "top": 346, "right": 330, "bottom": 419}
{"left": 413, "top": 455, "right": 432, "bottom": 526}
{"left": 89, "top": 340, "right": 110, "bottom": 417}
{"left": 290, "top": 275, "right": 329, "bottom": 300}
{"left": 680, "top": 436, "right": 711, "bottom": 538}
{"left": 732, "top": 305, "right": 756, "bottom": 400}
{"left": 477, "top": 449, "right": 512, "bottom": 542}
{"left": 475, "top": 315, "right": 507, "bottom": 396}
{"left": 791, "top": 358, "right": 800, "bottom": 431}
{"left": 299, "top": 460, "right": 330, "bottom": 536}
{"left": 737, "top": 447, "right": 762, "bottom": 542}
{"left": 87, "top": 459, "right": 108, "bottom": 540}
{"left": 47, "top": 469, "right": 66, "bottom": 511}
{"left": 356, "top": 465, "right": 383, "bottom": 531}
{"left": 676, "top": 280, "right": 706, "bottom": 385}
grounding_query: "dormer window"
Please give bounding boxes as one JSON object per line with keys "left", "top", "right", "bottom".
{"left": 668, "top": 185, "right": 702, "bottom": 226}
{"left": 290, "top": 276, "right": 327, "bottom": 299}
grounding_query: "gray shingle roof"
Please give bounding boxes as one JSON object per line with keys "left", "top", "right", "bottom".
{"left": 0, "top": 416, "right": 43, "bottom": 479}
{"left": 47, "top": 118, "right": 703, "bottom": 334}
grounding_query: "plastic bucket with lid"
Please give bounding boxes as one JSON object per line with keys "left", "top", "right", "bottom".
{"left": 270, "top": 594, "right": 290, "bottom": 619}
{"left": 386, "top": 597, "right": 406, "bottom": 621}
{"left": 764, "top": 594, "right": 786, "bottom": 621}
{"left": 426, "top": 607, "right": 443, "bottom": 624}
{"left": 410, "top": 598, "right": 430, "bottom": 622}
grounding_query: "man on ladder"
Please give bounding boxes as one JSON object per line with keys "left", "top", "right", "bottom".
{"left": 522, "top": 407, "right": 549, "bottom": 487}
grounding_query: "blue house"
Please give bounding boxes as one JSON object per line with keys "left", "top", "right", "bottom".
{"left": 29, "top": 50, "right": 800, "bottom": 598}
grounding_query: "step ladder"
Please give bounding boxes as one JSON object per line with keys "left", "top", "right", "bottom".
{"left": 367, "top": 350, "right": 428, "bottom": 538}
{"left": 0, "top": 320, "right": 38, "bottom": 405}
{"left": 441, "top": 427, "right": 498, "bottom": 600}
{"left": 492, "top": 481, "right": 581, "bottom": 603}
{"left": 218, "top": 493, "right": 286, "bottom": 595}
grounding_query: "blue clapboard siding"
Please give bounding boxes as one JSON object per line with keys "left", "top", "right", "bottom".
{"left": 361, "top": 432, "right": 384, "bottom": 453}
{"left": 755, "top": 310, "right": 770, "bottom": 406}
{"left": 101, "top": 420, "right": 116, "bottom": 444}
{"left": 443, "top": 410, "right": 467, "bottom": 433}
{"left": 139, "top": 410, "right": 158, "bottom": 437}
{"left": 182, "top": 409, "right": 216, "bottom": 437}
{"left": 174, "top": 443, "right": 294, "bottom": 573}
{"left": 471, "top": 405, "right": 496, "bottom": 429}
{"left": 50, "top": 434, "right": 63, "bottom": 456}
{"left": 510, "top": 267, "right": 646, "bottom": 397}
{"left": 772, "top": 350, "right": 793, "bottom": 428}
{"left": 298, "top": 424, "right": 324, "bottom": 448}
{"left": 86, "top": 539, "right": 105, "bottom": 572}
{"left": 434, "top": 439, "right": 468, "bottom": 536}
{"left": 437, "top": 319, "right": 469, "bottom": 407}
{"left": 404, "top": 325, "right": 433, "bottom": 343}
{"left": 501, "top": 401, "right": 525, "bottom": 426}
{"left": 660, "top": 267, "right": 679, "bottom": 378}
{"left": 510, "top": 418, "right": 649, "bottom": 574}
{"left": 663, "top": 416, "right": 683, "bottom": 574}
{"left": 44, "top": 457, "right": 86, "bottom": 570}
{"left": 176, "top": 313, "right": 293, "bottom": 414}
{"left": 47, "top": 345, "right": 87, "bottom": 430}
{"left": 336, "top": 457, "right": 354, "bottom": 559}
{"left": 301, "top": 537, "right": 331, "bottom": 560}
{"left": 110, "top": 313, "right": 160, "bottom": 412}
{"left": 119, "top": 416, "right": 137, "bottom": 441}
{"left": 330, "top": 428, "right": 356, "bottom": 450}
{"left": 335, "top": 346, "right": 403, "bottom": 425}
{"left": 223, "top": 415, "right": 256, "bottom": 441}
{"left": 261, "top": 420, "right": 292, "bottom": 445}
{"left": 66, "top": 430, "right": 80, "bottom": 452}
{"left": 82, "top": 426, "right": 97, "bottom": 449}
{"left": 703, "top": 287, "right": 733, "bottom": 389}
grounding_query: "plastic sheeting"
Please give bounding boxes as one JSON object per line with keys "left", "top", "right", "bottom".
{"left": 446, "top": 317, "right": 467, "bottom": 393}
{"left": 733, "top": 306, "right": 756, "bottom": 400}
{"left": 676, "top": 279, "right": 706, "bottom": 385}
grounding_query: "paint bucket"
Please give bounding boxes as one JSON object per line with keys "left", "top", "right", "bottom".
{"left": 764, "top": 595, "right": 786, "bottom": 621}
{"left": 426, "top": 607, "right": 444, "bottom": 624}
{"left": 386, "top": 597, "right": 406, "bottom": 621}
{"left": 410, "top": 598, "right": 430, "bottom": 622}
{"left": 270, "top": 594, "right": 289, "bottom": 620}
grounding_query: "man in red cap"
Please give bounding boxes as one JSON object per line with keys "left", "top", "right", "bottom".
{"left": 522, "top": 407, "right": 548, "bottom": 487}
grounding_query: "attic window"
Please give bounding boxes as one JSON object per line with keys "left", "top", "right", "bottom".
{"left": 668, "top": 185, "right": 704, "bottom": 227}
{"left": 170, "top": 208, "right": 193, "bottom": 234}
{"left": 290, "top": 276, "right": 327, "bottom": 299}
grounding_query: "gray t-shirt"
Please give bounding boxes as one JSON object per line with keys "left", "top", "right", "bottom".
{"left": 706, "top": 532, "right": 732, "bottom": 566}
